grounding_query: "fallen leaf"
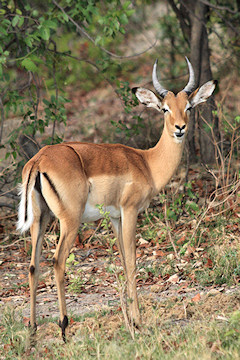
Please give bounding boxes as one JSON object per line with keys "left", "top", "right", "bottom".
{"left": 18, "top": 273, "right": 26, "bottom": 279}
{"left": 167, "top": 274, "right": 179, "bottom": 284}
{"left": 81, "top": 229, "right": 95, "bottom": 243}
{"left": 177, "top": 236, "right": 186, "bottom": 244}
{"left": 153, "top": 250, "right": 165, "bottom": 257}
{"left": 23, "top": 317, "right": 30, "bottom": 326}
{"left": 207, "top": 288, "right": 220, "bottom": 296}
{"left": 205, "top": 258, "right": 213, "bottom": 268}
{"left": 191, "top": 293, "right": 201, "bottom": 302}
{"left": 138, "top": 237, "right": 149, "bottom": 245}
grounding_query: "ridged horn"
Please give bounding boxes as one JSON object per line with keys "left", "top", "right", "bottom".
{"left": 152, "top": 59, "right": 168, "bottom": 98}
{"left": 183, "top": 57, "right": 195, "bottom": 95}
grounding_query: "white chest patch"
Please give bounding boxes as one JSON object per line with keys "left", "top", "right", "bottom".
{"left": 81, "top": 201, "right": 121, "bottom": 223}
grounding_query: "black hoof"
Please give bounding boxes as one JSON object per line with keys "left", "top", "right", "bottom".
{"left": 28, "top": 321, "right": 37, "bottom": 347}
{"left": 59, "top": 315, "right": 68, "bottom": 342}
{"left": 28, "top": 321, "right": 37, "bottom": 333}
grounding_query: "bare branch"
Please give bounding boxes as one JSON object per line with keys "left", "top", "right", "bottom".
{"left": 46, "top": 48, "right": 125, "bottom": 109}
{"left": 52, "top": 0, "right": 157, "bottom": 59}
{"left": 198, "top": 0, "right": 237, "bottom": 14}
{"left": 167, "top": 0, "right": 191, "bottom": 41}
{"left": 0, "top": 95, "right": 5, "bottom": 145}
{"left": 0, "top": 202, "right": 15, "bottom": 209}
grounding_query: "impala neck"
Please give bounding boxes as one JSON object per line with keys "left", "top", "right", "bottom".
{"left": 144, "top": 125, "right": 185, "bottom": 194}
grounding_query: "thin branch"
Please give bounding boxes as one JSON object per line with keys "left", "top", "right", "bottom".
{"left": 163, "top": 191, "right": 180, "bottom": 261}
{"left": 52, "top": 0, "right": 157, "bottom": 59}
{"left": 46, "top": 48, "right": 125, "bottom": 109}
{"left": 178, "top": 0, "right": 231, "bottom": 50}
{"left": 198, "top": 0, "right": 237, "bottom": 14}
{"left": 0, "top": 190, "right": 18, "bottom": 200}
{"left": 0, "top": 95, "right": 5, "bottom": 144}
{"left": 50, "top": 41, "right": 58, "bottom": 144}
{"left": 32, "top": 72, "right": 40, "bottom": 130}
{"left": 167, "top": 0, "right": 190, "bottom": 41}
{"left": 0, "top": 202, "right": 15, "bottom": 209}
{"left": 0, "top": 236, "right": 31, "bottom": 249}
{"left": 214, "top": 8, "right": 240, "bottom": 35}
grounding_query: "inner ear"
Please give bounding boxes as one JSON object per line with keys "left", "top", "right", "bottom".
{"left": 188, "top": 80, "right": 216, "bottom": 108}
{"left": 132, "top": 87, "right": 162, "bottom": 112}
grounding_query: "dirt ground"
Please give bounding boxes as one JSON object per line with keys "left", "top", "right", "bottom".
{"left": 0, "top": 233, "right": 239, "bottom": 333}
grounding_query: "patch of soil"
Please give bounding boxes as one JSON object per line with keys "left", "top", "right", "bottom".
{"left": 1, "top": 237, "right": 239, "bottom": 334}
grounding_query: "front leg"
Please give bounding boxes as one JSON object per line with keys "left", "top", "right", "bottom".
{"left": 119, "top": 207, "right": 141, "bottom": 328}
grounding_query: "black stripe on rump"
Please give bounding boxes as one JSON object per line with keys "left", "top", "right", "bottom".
{"left": 42, "top": 172, "right": 60, "bottom": 200}
{"left": 35, "top": 172, "right": 42, "bottom": 194}
{"left": 25, "top": 166, "right": 33, "bottom": 221}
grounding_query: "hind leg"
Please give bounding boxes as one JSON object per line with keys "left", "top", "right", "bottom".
{"left": 53, "top": 216, "right": 81, "bottom": 342}
{"left": 29, "top": 192, "right": 50, "bottom": 332}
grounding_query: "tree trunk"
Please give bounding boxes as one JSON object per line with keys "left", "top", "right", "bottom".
{"left": 168, "top": 0, "right": 219, "bottom": 164}
{"left": 189, "top": 1, "right": 217, "bottom": 164}
{"left": 198, "top": 25, "right": 218, "bottom": 164}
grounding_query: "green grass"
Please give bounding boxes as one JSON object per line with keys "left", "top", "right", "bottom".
{"left": 1, "top": 301, "right": 240, "bottom": 360}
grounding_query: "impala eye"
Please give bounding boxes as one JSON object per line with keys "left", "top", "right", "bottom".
{"left": 186, "top": 106, "right": 192, "bottom": 112}
{"left": 162, "top": 108, "right": 168, "bottom": 113}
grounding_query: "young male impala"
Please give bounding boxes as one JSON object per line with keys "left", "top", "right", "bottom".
{"left": 17, "top": 57, "right": 216, "bottom": 341}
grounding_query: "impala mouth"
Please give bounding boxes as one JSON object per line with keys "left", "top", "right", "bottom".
{"left": 174, "top": 132, "right": 185, "bottom": 142}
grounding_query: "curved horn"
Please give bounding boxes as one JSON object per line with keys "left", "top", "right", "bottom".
{"left": 152, "top": 59, "right": 168, "bottom": 98}
{"left": 183, "top": 57, "right": 195, "bottom": 95}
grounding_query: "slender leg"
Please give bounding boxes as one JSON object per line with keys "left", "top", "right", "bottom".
{"left": 29, "top": 205, "right": 50, "bottom": 333}
{"left": 53, "top": 219, "right": 80, "bottom": 342}
{"left": 120, "top": 207, "right": 141, "bottom": 327}
{"left": 110, "top": 217, "right": 126, "bottom": 273}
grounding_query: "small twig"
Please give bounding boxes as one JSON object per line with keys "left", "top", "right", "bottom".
{"left": 0, "top": 212, "right": 17, "bottom": 220}
{"left": 191, "top": 178, "right": 239, "bottom": 241}
{"left": 0, "top": 237, "right": 31, "bottom": 248}
{"left": 163, "top": 192, "right": 180, "bottom": 261}
{"left": 0, "top": 202, "right": 15, "bottom": 209}
{"left": 86, "top": 220, "right": 103, "bottom": 244}
{"left": 115, "top": 272, "right": 135, "bottom": 340}
{"left": 198, "top": 0, "right": 237, "bottom": 14}
{"left": 0, "top": 95, "right": 5, "bottom": 144}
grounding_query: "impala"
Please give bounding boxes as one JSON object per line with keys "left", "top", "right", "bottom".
{"left": 17, "top": 57, "right": 216, "bottom": 341}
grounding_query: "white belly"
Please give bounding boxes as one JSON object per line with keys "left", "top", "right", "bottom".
{"left": 81, "top": 201, "right": 121, "bottom": 223}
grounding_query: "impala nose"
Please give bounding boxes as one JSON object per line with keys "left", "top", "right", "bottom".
{"left": 175, "top": 125, "right": 186, "bottom": 131}
{"left": 174, "top": 124, "right": 186, "bottom": 139}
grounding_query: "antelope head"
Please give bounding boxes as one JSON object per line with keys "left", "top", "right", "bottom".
{"left": 133, "top": 57, "right": 216, "bottom": 144}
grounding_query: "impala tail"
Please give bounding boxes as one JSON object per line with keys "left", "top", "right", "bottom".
{"left": 17, "top": 164, "right": 38, "bottom": 233}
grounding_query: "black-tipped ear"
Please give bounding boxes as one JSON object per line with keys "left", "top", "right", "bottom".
{"left": 132, "top": 87, "right": 138, "bottom": 95}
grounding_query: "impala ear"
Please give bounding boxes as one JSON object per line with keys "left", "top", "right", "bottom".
{"left": 189, "top": 80, "right": 217, "bottom": 108}
{"left": 132, "top": 87, "right": 162, "bottom": 112}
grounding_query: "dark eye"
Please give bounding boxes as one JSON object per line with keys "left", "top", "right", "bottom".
{"left": 186, "top": 106, "right": 192, "bottom": 112}
{"left": 162, "top": 108, "right": 168, "bottom": 113}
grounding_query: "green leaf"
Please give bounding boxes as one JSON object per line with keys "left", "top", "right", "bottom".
{"left": 119, "top": 13, "right": 128, "bottom": 25}
{"left": 122, "top": 1, "right": 131, "bottom": 10}
{"left": 61, "top": 12, "right": 69, "bottom": 22}
{"left": 16, "top": 8, "right": 22, "bottom": 15}
{"left": 18, "top": 17, "right": 24, "bottom": 28}
{"left": 66, "top": 253, "right": 75, "bottom": 264}
{"left": 24, "top": 36, "right": 33, "bottom": 48}
{"left": 43, "top": 20, "right": 58, "bottom": 29}
{"left": 21, "top": 58, "right": 38, "bottom": 72}
{"left": 39, "top": 26, "right": 50, "bottom": 41}
{"left": 12, "top": 15, "right": 20, "bottom": 27}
